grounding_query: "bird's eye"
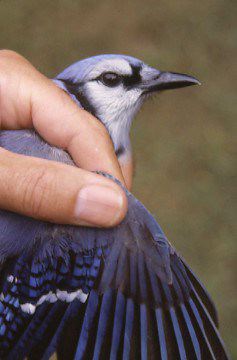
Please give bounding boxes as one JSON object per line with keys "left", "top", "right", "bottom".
{"left": 100, "top": 72, "right": 122, "bottom": 87}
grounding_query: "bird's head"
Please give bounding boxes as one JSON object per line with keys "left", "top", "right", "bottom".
{"left": 55, "top": 54, "right": 200, "bottom": 187}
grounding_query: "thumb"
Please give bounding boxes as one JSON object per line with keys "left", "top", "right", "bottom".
{"left": 0, "top": 148, "right": 127, "bottom": 227}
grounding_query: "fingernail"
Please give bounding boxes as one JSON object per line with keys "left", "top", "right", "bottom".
{"left": 74, "top": 185, "right": 124, "bottom": 226}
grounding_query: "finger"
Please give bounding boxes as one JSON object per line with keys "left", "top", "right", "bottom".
{"left": 0, "top": 148, "right": 127, "bottom": 227}
{"left": 0, "top": 50, "right": 125, "bottom": 185}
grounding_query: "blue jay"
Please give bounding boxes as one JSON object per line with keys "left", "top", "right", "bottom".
{"left": 0, "top": 54, "right": 228, "bottom": 359}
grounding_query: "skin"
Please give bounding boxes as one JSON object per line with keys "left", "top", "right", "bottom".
{"left": 0, "top": 50, "right": 131, "bottom": 228}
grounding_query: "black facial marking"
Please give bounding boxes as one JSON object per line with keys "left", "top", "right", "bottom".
{"left": 58, "top": 78, "right": 98, "bottom": 118}
{"left": 123, "top": 64, "right": 142, "bottom": 88}
{"left": 94, "top": 64, "right": 142, "bottom": 89}
{"left": 115, "top": 145, "right": 125, "bottom": 157}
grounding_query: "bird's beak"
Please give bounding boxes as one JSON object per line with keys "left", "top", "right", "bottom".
{"left": 141, "top": 70, "right": 201, "bottom": 94}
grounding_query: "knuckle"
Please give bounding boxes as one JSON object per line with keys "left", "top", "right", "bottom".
{"left": 0, "top": 50, "right": 21, "bottom": 71}
{"left": 92, "top": 121, "right": 113, "bottom": 149}
{"left": 93, "top": 119, "right": 108, "bottom": 137}
{"left": 53, "top": 84, "right": 72, "bottom": 109}
{"left": 98, "top": 126, "right": 110, "bottom": 143}
{"left": 0, "top": 50, "right": 23, "bottom": 63}
{"left": 83, "top": 111, "right": 109, "bottom": 138}
{"left": 0, "top": 51, "right": 20, "bottom": 90}
{"left": 20, "top": 167, "right": 54, "bottom": 217}
{"left": 0, "top": 50, "right": 29, "bottom": 83}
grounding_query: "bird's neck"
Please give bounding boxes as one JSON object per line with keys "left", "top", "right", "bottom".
{"left": 99, "top": 102, "right": 142, "bottom": 157}
{"left": 107, "top": 116, "right": 132, "bottom": 156}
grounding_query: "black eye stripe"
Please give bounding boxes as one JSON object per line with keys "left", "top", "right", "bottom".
{"left": 95, "top": 64, "right": 142, "bottom": 88}
{"left": 123, "top": 65, "right": 142, "bottom": 88}
{"left": 59, "top": 78, "right": 98, "bottom": 117}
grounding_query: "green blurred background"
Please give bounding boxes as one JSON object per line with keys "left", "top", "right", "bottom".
{"left": 0, "top": 0, "right": 236, "bottom": 357}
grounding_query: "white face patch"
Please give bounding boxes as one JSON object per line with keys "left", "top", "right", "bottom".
{"left": 84, "top": 81, "right": 144, "bottom": 151}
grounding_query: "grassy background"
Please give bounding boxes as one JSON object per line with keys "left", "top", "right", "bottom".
{"left": 0, "top": 0, "right": 236, "bottom": 357}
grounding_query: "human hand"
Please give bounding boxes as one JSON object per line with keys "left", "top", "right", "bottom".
{"left": 0, "top": 50, "right": 128, "bottom": 227}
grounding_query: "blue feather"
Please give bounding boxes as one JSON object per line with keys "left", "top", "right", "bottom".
{"left": 42, "top": 300, "right": 81, "bottom": 360}
{"left": 190, "top": 284, "right": 229, "bottom": 358}
{"left": 188, "top": 298, "right": 216, "bottom": 358}
{"left": 93, "top": 289, "right": 114, "bottom": 359}
{"left": 7, "top": 303, "right": 48, "bottom": 359}
{"left": 155, "top": 308, "right": 168, "bottom": 360}
{"left": 140, "top": 303, "right": 147, "bottom": 360}
{"left": 180, "top": 303, "right": 201, "bottom": 360}
{"left": 122, "top": 298, "right": 134, "bottom": 360}
{"left": 75, "top": 290, "right": 99, "bottom": 358}
{"left": 169, "top": 307, "right": 187, "bottom": 359}
{"left": 110, "top": 291, "right": 126, "bottom": 358}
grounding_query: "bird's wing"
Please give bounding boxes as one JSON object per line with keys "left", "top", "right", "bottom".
{"left": 0, "top": 181, "right": 228, "bottom": 360}
{"left": 0, "top": 128, "right": 228, "bottom": 359}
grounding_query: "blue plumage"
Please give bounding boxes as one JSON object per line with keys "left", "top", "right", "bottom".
{"left": 93, "top": 289, "right": 113, "bottom": 359}
{"left": 0, "top": 54, "right": 229, "bottom": 359}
